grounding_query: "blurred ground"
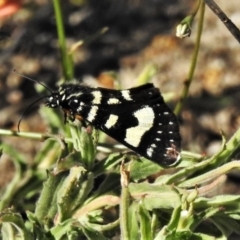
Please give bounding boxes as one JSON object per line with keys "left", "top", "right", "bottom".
{"left": 0, "top": 0, "right": 240, "bottom": 216}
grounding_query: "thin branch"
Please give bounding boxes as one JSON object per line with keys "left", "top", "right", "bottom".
{"left": 204, "top": 0, "right": 240, "bottom": 43}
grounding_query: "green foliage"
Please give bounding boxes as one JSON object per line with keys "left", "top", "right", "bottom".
{"left": 2, "top": 121, "right": 240, "bottom": 239}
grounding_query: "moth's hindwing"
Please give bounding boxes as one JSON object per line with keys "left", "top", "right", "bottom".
{"left": 46, "top": 83, "right": 181, "bottom": 166}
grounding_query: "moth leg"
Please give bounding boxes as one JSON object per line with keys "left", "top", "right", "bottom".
{"left": 63, "top": 111, "right": 68, "bottom": 124}
{"left": 63, "top": 109, "right": 75, "bottom": 123}
{"left": 74, "top": 114, "right": 88, "bottom": 128}
{"left": 69, "top": 110, "right": 75, "bottom": 122}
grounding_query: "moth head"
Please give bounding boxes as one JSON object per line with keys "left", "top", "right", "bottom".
{"left": 45, "top": 92, "right": 60, "bottom": 108}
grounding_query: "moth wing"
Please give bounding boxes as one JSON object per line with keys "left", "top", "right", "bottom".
{"left": 67, "top": 83, "right": 181, "bottom": 165}
{"left": 92, "top": 96, "right": 181, "bottom": 165}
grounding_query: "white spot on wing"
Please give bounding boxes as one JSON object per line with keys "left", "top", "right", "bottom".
{"left": 87, "top": 106, "right": 99, "bottom": 122}
{"left": 105, "top": 114, "right": 119, "bottom": 128}
{"left": 107, "top": 98, "right": 121, "bottom": 104}
{"left": 92, "top": 91, "right": 102, "bottom": 104}
{"left": 121, "top": 90, "right": 132, "bottom": 101}
{"left": 125, "top": 106, "right": 154, "bottom": 147}
{"left": 147, "top": 147, "right": 154, "bottom": 157}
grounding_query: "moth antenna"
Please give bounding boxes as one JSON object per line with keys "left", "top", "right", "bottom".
{"left": 13, "top": 69, "right": 53, "bottom": 94}
{"left": 17, "top": 96, "right": 47, "bottom": 132}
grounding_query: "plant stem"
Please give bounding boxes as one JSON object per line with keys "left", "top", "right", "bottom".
{"left": 0, "top": 129, "right": 72, "bottom": 142}
{"left": 204, "top": 0, "right": 240, "bottom": 43}
{"left": 52, "top": 0, "right": 73, "bottom": 81}
{"left": 174, "top": 0, "right": 205, "bottom": 116}
{"left": 120, "top": 163, "right": 130, "bottom": 240}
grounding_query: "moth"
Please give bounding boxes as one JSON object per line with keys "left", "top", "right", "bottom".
{"left": 45, "top": 83, "right": 181, "bottom": 166}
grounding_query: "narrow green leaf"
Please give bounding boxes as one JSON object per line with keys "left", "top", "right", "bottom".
{"left": 57, "top": 167, "right": 94, "bottom": 221}
{"left": 129, "top": 182, "right": 181, "bottom": 210}
{"left": 35, "top": 171, "right": 67, "bottom": 225}
{"left": 82, "top": 227, "right": 108, "bottom": 240}
{"left": 138, "top": 202, "right": 152, "bottom": 240}
{"left": 128, "top": 202, "right": 139, "bottom": 240}
{"left": 0, "top": 210, "right": 32, "bottom": 240}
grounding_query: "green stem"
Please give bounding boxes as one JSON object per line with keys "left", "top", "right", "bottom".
{"left": 0, "top": 129, "right": 120, "bottom": 154}
{"left": 174, "top": 0, "right": 205, "bottom": 116}
{"left": 151, "top": 211, "right": 158, "bottom": 237}
{"left": 0, "top": 129, "right": 71, "bottom": 142}
{"left": 52, "top": 0, "right": 73, "bottom": 81}
{"left": 120, "top": 165, "right": 130, "bottom": 240}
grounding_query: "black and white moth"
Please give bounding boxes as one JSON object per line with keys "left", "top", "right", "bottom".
{"left": 45, "top": 83, "right": 181, "bottom": 166}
